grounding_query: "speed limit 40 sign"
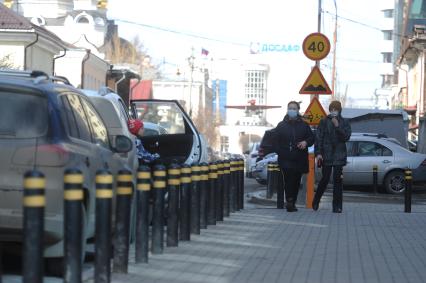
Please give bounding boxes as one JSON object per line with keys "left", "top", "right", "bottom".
{"left": 302, "top": 33, "right": 330, "bottom": 61}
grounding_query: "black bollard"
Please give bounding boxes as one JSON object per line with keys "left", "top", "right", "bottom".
{"left": 23, "top": 170, "right": 45, "bottom": 283}
{"left": 135, "top": 165, "right": 151, "bottom": 264}
{"left": 179, "top": 164, "right": 192, "bottom": 241}
{"left": 64, "top": 169, "right": 84, "bottom": 283}
{"left": 230, "top": 159, "right": 238, "bottom": 213}
{"left": 276, "top": 167, "right": 285, "bottom": 209}
{"left": 266, "top": 162, "right": 274, "bottom": 199}
{"left": 191, "top": 164, "right": 201, "bottom": 234}
{"left": 207, "top": 162, "right": 218, "bottom": 225}
{"left": 238, "top": 159, "right": 245, "bottom": 210}
{"left": 216, "top": 161, "right": 224, "bottom": 221}
{"left": 405, "top": 169, "right": 412, "bottom": 213}
{"left": 372, "top": 165, "right": 378, "bottom": 194}
{"left": 113, "top": 169, "right": 133, "bottom": 274}
{"left": 95, "top": 170, "right": 113, "bottom": 283}
{"left": 199, "top": 162, "right": 209, "bottom": 229}
{"left": 167, "top": 164, "right": 180, "bottom": 247}
{"left": 223, "top": 160, "right": 231, "bottom": 217}
{"left": 152, "top": 164, "right": 166, "bottom": 254}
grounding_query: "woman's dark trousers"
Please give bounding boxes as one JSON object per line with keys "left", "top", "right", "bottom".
{"left": 314, "top": 165, "right": 343, "bottom": 210}
{"left": 282, "top": 169, "right": 302, "bottom": 205}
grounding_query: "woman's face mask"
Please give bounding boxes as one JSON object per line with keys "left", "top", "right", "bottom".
{"left": 287, "top": 108, "right": 299, "bottom": 118}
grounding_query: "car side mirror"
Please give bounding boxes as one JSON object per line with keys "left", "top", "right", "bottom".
{"left": 114, "top": 135, "right": 133, "bottom": 153}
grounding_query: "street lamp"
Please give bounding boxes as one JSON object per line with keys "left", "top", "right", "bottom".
{"left": 187, "top": 50, "right": 195, "bottom": 117}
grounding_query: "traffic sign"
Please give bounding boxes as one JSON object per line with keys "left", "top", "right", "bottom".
{"left": 302, "top": 97, "right": 327, "bottom": 126}
{"left": 299, "top": 66, "right": 332, "bottom": 95}
{"left": 302, "top": 33, "right": 330, "bottom": 61}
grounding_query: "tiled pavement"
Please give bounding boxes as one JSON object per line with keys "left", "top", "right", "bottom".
{"left": 83, "top": 198, "right": 426, "bottom": 283}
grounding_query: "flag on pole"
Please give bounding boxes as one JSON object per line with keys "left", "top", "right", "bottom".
{"left": 201, "top": 48, "right": 209, "bottom": 56}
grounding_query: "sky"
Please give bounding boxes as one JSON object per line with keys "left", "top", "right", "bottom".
{"left": 107, "top": 0, "right": 387, "bottom": 105}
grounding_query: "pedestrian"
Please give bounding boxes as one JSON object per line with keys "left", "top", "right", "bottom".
{"left": 312, "top": 100, "right": 351, "bottom": 213}
{"left": 127, "top": 119, "right": 160, "bottom": 165}
{"left": 272, "top": 101, "right": 315, "bottom": 212}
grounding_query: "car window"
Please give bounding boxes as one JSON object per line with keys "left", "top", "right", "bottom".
{"left": 80, "top": 97, "right": 109, "bottom": 148}
{"left": 346, "top": 141, "right": 355, "bottom": 157}
{"left": 357, "top": 141, "right": 393, "bottom": 157}
{"left": 118, "top": 99, "right": 130, "bottom": 122}
{"left": 65, "top": 94, "right": 92, "bottom": 142}
{"left": 134, "top": 101, "right": 186, "bottom": 135}
{"left": 61, "top": 96, "right": 79, "bottom": 138}
{"left": 0, "top": 90, "right": 48, "bottom": 139}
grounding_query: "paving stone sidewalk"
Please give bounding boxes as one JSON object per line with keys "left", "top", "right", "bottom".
{"left": 82, "top": 199, "right": 426, "bottom": 283}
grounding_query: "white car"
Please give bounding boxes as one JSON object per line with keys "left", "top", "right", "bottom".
{"left": 245, "top": 142, "right": 260, "bottom": 177}
{"left": 131, "top": 99, "right": 208, "bottom": 165}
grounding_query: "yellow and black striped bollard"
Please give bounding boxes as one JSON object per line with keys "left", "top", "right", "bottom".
{"left": 405, "top": 169, "right": 412, "bottom": 213}
{"left": 23, "top": 170, "right": 46, "bottom": 283}
{"left": 208, "top": 162, "right": 218, "bottom": 224}
{"left": 167, "top": 164, "right": 180, "bottom": 247}
{"left": 266, "top": 162, "right": 275, "bottom": 199}
{"left": 113, "top": 169, "right": 133, "bottom": 274}
{"left": 179, "top": 164, "right": 192, "bottom": 241}
{"left": 191, "top": 164, "right": 201, "bottom": 234}
{"left": 216, "top": 161, "right": 224, "bottom": 221}
{"left": 199, "top": 162, "right": 209, "bottom": 228}
{"left": 95, "top": 169, "right": 113, "bottom": 283}
{"left": 152, "top": 164, "right": 166, "bottom": 254}
{"left": 223, "top": 160, "right": 231, "bottom": 217}
{"left": 238, "top": 159, "right": 245, "bottom": 210}
{"left": 64, "top": 169, "right": 84, "bottom": 283}
{"left": 230, "top": 159, "right": 239, "bottom": 211}
{"left": 135, "top": 165, "right": 151, "bottom": 264}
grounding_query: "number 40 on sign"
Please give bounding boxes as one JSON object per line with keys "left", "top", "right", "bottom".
{"left": 302, "top": 33, "right": 331, "bottom": 61}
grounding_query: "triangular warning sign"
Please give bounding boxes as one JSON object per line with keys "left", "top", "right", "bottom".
{"left": 302, "top": 97, "right": 327, "bottom": 125}
{"left": 299, "top": 66, "right": 332, "bottom": 95}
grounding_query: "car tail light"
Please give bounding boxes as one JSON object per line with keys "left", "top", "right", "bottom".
{"left": 258, "top": 148, "right": 265, "bottom": 157}
{"left": 422, "top": 159, "right": 426, "bottom": 166}
{"left": 13, "top": 144, "right": 70, "bottom": 167}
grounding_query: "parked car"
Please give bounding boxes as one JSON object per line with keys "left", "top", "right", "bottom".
{"left": 131, "top": 99, "right": 208, "bottom": 165}
{"left": 244, "top": 142, "right": 260, "bottom": 177}
{"left": 257, "top": 129, "right": 276, "bottom": 161}
{"left": 253, "top": 133, "right": 426, "bottom": 194}
{"left": 0, "top": 71, "right": 133, "bottom": 271}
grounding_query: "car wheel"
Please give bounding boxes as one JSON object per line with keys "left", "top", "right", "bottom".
{"left": 384, "top": 171, "right": 405, "bottom": 194}
{"left": 256, "top": 179, "right": 267, "bottom": 185}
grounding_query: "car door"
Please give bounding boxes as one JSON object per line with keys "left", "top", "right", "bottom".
{"left": 341, "top": 141, "right": 355, "bottom": 185}
{"left": 131, "top": 99, "right": 204, "bottom": 165}
{"left": 351, "top": 141, "right": 394, "bottom": 185}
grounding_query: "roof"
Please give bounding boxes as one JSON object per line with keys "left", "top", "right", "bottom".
{"left": 0, "top": 4, "right": 66, "bottom": 48}
{"left": 342, "top": 108, "right": 409, "bottom": 121}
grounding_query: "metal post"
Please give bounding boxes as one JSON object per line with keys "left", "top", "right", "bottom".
{"left": 113, "top": 170, "right": 133, "bottom": 274}
{"left": 191, "top": 164, "right": 201, "bottom": 234}
{"left": 230, "top": 159, "right": 238, "bottom": 212}
{"left": 208, "top": 162, "right": 217, "bottom": 225}
{"left": 64, "top": 169, "right": 84, "bottom": 283}
{"left": 223, "top": 160, "right": 231, "bottom": 217}
{"left": 152, "top": 164, "right": 166, "bottom": 254}
{"left": 266, "top": 163, "right": 274, "bottom": 199}
{"left": 238, "top": 159, "right": 245, "bottom": 210}
{"left": 135, "top": 165, "right": 151, "bottom": 264}
{"left": 23, "top": 170, "right": 45, "bottom": 283}
{"left": 179, "top": 164, "right": 191, "bottom": 241}
{"left": 167, "top": 164, "right": 180, "bottom": 247}
{"left": 199, "top": 162, "right": 209, "bottom": 229}
{"left": 95, "top": 170, "right": 113, "bottom": 283}
{"left": 216, "top": 161, "right": 224, "bottom": 221}
{"left": 405, "top": 169, "right": 412, "bottom": 213}
{"left": 277, "top": 168, "right": 284, "bottom": 209}
{"left": 372, "top": 165, "right": 378, "bottom": 194}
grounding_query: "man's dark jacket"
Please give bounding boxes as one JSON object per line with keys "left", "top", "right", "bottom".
{"left": 272, "top": 115, "right": 315, "bottom": 173}
{"left": 314, "top": 114, "right": 352, "bottom": 166}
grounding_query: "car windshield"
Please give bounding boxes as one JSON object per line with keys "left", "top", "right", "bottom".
{"left": 133, "top": 101, "right": 185, "bottom": 135}
{"left": 0, "top": 90, "right": 48, "bottom": 139}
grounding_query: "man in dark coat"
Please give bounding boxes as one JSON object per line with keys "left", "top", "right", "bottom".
{"left": 313, "top": 100, "right": 351, "bottom": 213}
{"left": 273, "top": 101, "right": 314, "bottom": 212}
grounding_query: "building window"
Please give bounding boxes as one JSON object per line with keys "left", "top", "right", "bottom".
{"left": 381, "top": 74, "right": 393, "bottom": 87}
{"left": 383, "top": 30, "right": 393, "bottom": 40}
{"left": 383, "top": 9, "right": 394, "bottom": 18}
{"left": 382, "top": 52, "right": 392, "bottom": 63}
{"left": 220, "top": 136, "right": 229, "bottom": 153}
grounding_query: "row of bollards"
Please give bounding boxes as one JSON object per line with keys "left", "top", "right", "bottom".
{"left": 20, "top": 158, "right": 245, "bottom": 283}
{"left": 266, "top": 162, "right": 284, "bottom": 209}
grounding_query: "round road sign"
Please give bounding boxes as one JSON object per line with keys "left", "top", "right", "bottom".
{"left": 302, "top": 33, "right": 331, "bottom": 61}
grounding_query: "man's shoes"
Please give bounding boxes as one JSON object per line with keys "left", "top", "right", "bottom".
{"left": 286, "top": 202, "right": 298, "bottom": 212}
{"left": 312, "top": 200, "right": 319, "bottom": 211}
{"left": 332, "top": 208, "right": 342, "bottom": 213}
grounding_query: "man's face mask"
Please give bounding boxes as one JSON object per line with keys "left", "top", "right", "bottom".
{"left": 330, "top": 110, "right": 339, "bottom": 117}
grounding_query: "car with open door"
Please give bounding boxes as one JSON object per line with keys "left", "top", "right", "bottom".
{"left": 130, "top": 99, "right": 208, "bottom": 165}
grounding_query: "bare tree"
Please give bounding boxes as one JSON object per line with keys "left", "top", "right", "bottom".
{"left": 0, "top": 54, "right": 16, "bottom": 69}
